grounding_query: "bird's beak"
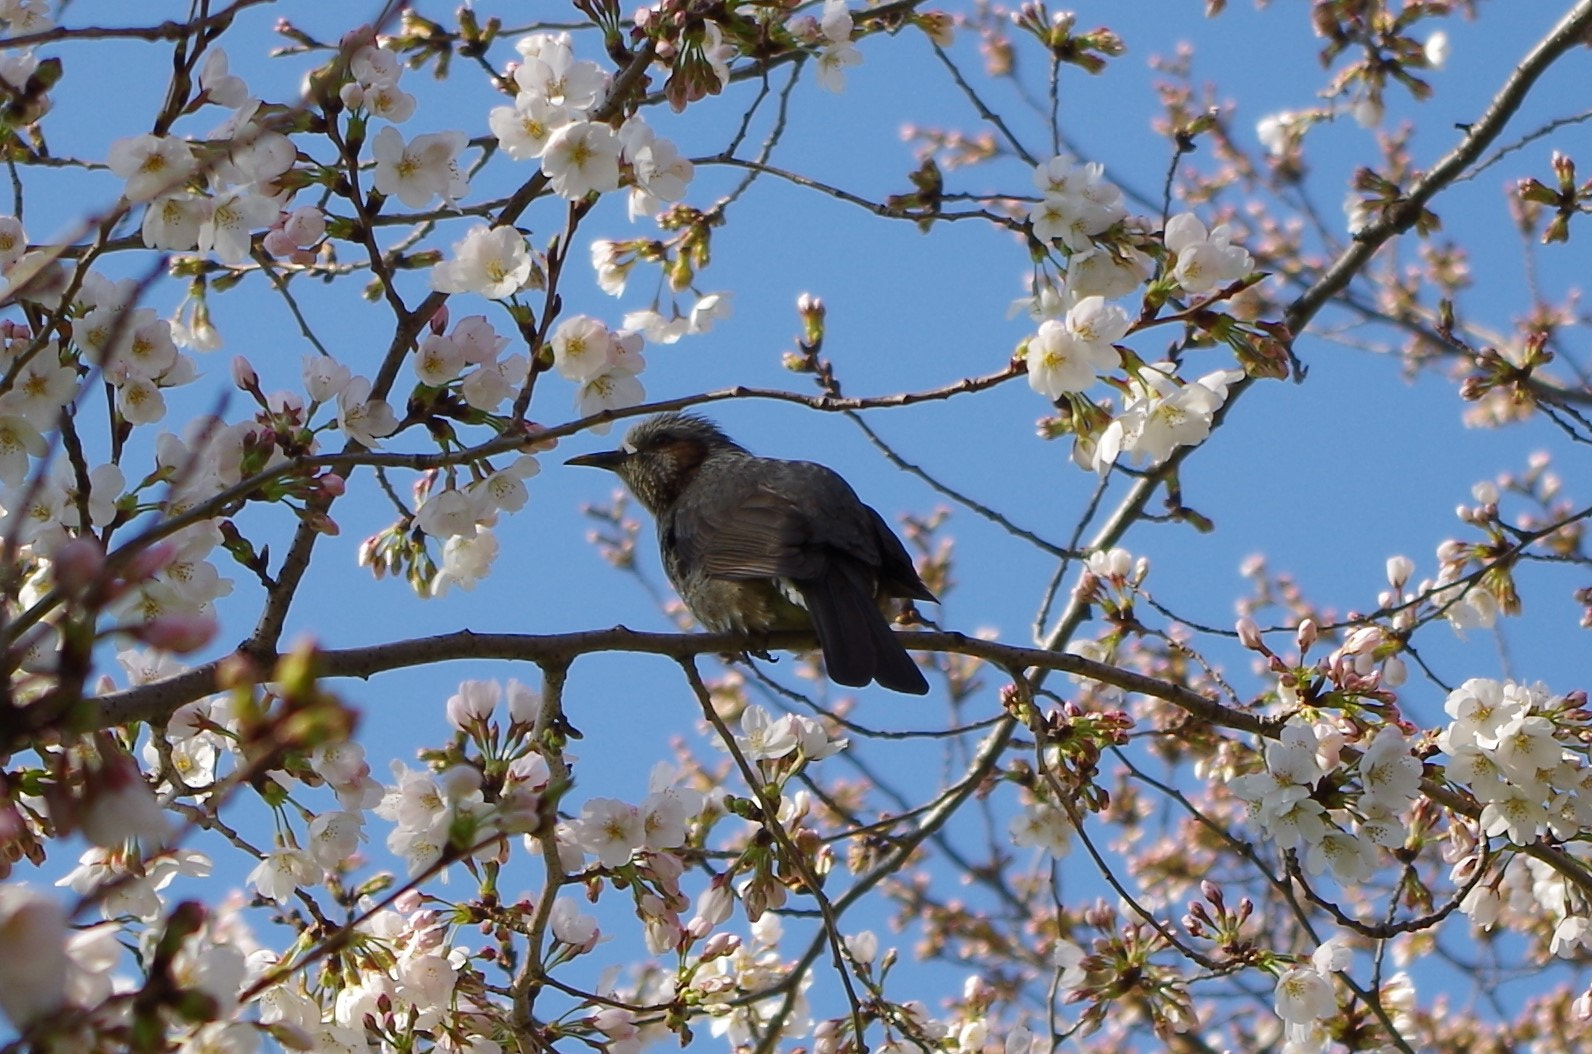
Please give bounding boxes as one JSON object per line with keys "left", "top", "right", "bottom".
{"left": 565, "top": 449, "right": 628, "bottom": 472}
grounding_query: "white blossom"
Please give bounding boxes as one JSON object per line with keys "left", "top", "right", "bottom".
{"left": 575, "top": 798, "right": 645, "bottom": 868}
{"left": 248, "top": 847, "right": 320, "bottom": 904}
{"left": 336, "top": 376, "right": 399, "bottom": 447}
{"left": 1274, "top": 966, "right": 1335, "bottom": 1025}
{"left": 370, "top": 127, "right": 469, "bottom": 208}
{"left": 108, "top": 133, "right": 198, "bottom": 202}
{"left": 0, "top": 885, "right": 69, "bottom": 1029}
{"left": 1164, "top": 212, "right": 1253, "bottom": 295}
{"left": 489, "top": 94, "right": 569, "bottom": 160}
{"left": 430, "top": 224, "right": 533, "bottom": 299}
{"left": 542, "top": 121, "right": 622, "bottom": 200}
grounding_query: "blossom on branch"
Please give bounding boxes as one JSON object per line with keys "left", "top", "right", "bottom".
{"left": 542, "top": 120, "right": 622, "bottom": 200}
{"left": 429, "top": 224, "right": 534, "bottom": 299}
{"left": 370, "top": 126, "right": 469, "bottom": 208}
{"left": 1164, "top": 212, "right": 1254, "bottom": 295}
{"left": 107, "top": 133, "right": 197, "bottom": 202}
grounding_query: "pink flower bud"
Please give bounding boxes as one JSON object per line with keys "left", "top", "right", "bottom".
{"left": 319, "top": 472, "right": 347, "bottom": 497}
{"left": 52, "top": 537, "right": 106, "bottom": 592}
{"left": 302, "top": 509, "right": 339, "bottom": 536}
{"left": 700, "top": 932, "right": 740, "bottom": 960}
{"left": 261, "top": 228, "right": 298, "bottom": 257}
{"left": 393, "top": 889, "right": 423, "bottom": 914}
{"left": 429, "top": 303, "right": 450, "bottom": 335}
{"left": 687, "top": 879, "right": 734, "bottom": 938}
{"left": 338, "top": 82, "right": 365, "bottom": 109}
{"left": 649, "top": 850, "right": 684, "bottom": 883}
{"left": 283, "top": 206, "right": 326, "bottom": 247}
{"left": 122, "top": 542, "right": 178, "bottom": 582}
{"left": 231, "top": 355, "right": 259, "bottom": 391}
{"left": 137, "top": 613, "right": 218, "bottom": 654}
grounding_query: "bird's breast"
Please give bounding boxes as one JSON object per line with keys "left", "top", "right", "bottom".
{"left": 673, "top": 574, "right": 811, "bottom": 634}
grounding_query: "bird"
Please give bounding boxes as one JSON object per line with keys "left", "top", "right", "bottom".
{"left": 567, "top": 412, "right": 936, "bottom": 694}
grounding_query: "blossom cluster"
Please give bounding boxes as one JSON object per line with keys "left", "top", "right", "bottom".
{"left": 0, "top": 267, "right": 259, "bottom": 666}
{"left": 549, "top": 313, "right": 647, "bottom": 425}
{"left": 490, "top": 31, "right": 694, "bottom": 214}
{"left": 0, "top": 240, "right": 199, "bottom": 441}
{"left": 725, "top": 703, "right": 849, "bottom": 764}
{"left": 343, "top": 304, "right": 541, "bottom": 595}
{"left": 1017, "top": 153, "right": 1256, "bottom": 474}
{"left": 1438, "top": 678, "right": 1592, "bottom": 852}
{"left": 1232, "top": 719, "right": 1422, "bottom": 886}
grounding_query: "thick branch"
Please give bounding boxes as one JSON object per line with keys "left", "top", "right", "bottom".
{"left": 88, "top": 627, "right": 1264, "bottom": 734}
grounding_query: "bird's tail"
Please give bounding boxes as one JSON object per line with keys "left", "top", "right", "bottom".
{"left": 800, "top": 566, "right": 929, "bottom": 695}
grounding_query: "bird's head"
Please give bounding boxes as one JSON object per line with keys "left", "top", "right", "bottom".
{"left": 566, "top": 412, "right": 746, "bottom": 513}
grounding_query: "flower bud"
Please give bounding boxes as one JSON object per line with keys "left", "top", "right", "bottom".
{"left": 52, "top": 537, "right": 106, "bottom": 593}
{"left": 231, "top": 355, "right": 260, "bottom": 392}
{"left": 122, "top": 541, "right": 178, "bottom": 582}
{"left": 137, "top": 613, "right": 218, "bottom": 654}
{"left": 283, "top": 206, "right": 326, "bottom": 247}
{"left": 261, "top": 228, "right": 298, "bottom": 257}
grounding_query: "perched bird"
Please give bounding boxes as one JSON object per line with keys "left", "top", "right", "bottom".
{"left": 568, "top": 412, "right": 936, "bottom": 694}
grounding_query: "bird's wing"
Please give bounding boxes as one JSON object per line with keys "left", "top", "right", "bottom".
{"left": 863, "top": 505, "right": 937, "bottom": 602}
{"left": 688, "top": 481, "right": 829, "bottom": 580}
{"left": 660, "top": 462, "right": 845, "bottom": 580}
{"left": 670, "top": 459, "right": 934, "bottom": 601}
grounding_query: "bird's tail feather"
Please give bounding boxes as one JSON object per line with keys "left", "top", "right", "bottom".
{"left": 867, "top": 611, "right": 928, "bottom": 695}
{"left": 800, "top": 566, "right": 928, "bottom": 695}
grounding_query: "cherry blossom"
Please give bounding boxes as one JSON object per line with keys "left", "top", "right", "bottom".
{"left": 1274, "top": 966, "right": 1335, "bottom": 1025}
{"left": 249, "top": 847, "right": 320, "bottom": 904}
{"left": 489, "top": 93, "right": 569, "bottom": 160}
{"left": 429, "top": 224, "right": 533, "bottom": 299}
{"left": 0, "top": 412, "right": 46, "bottom": 483}
{"left": 370, "top": 127, "right": 469, "bottom": 208}
{"left": 0, "top": 885, "right": 69, "bottom": 1029}
{"left": 512, "top": 33, "right": 606, "bottom": 111}
{"left": 815, "top": 0, "right": 862, "bottom": 92}
{"left": 575, "top": 797, "right": 646, "bottom": 867}
{"left": 107, "top": 133, "right": 197, "bottom": 202}
{"left": 549, "top": 314, "right": 614, "bottom": 382}
{"left": 1028, "top": 157, "right": 1127, "bottom": 251}
{"left": 1164, "top": 212, "right": 1254, "bottom": 295}
{"left": 542, "top": 121, "right": 622, "bottom": 200}
{"left": 1024, "top": 295, "right": 1129, "bottom": 398}
{"left": 336, "top": 376, "right": 400, "bottom": 447}
{"left": 431, "top": 531, "right": 500, "bottom": 596}
{"left": 141, "top": 192, "right": 211, "bottom": 250}
{"left": 198, "top": 189, "right": 277, "bottom": 264}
